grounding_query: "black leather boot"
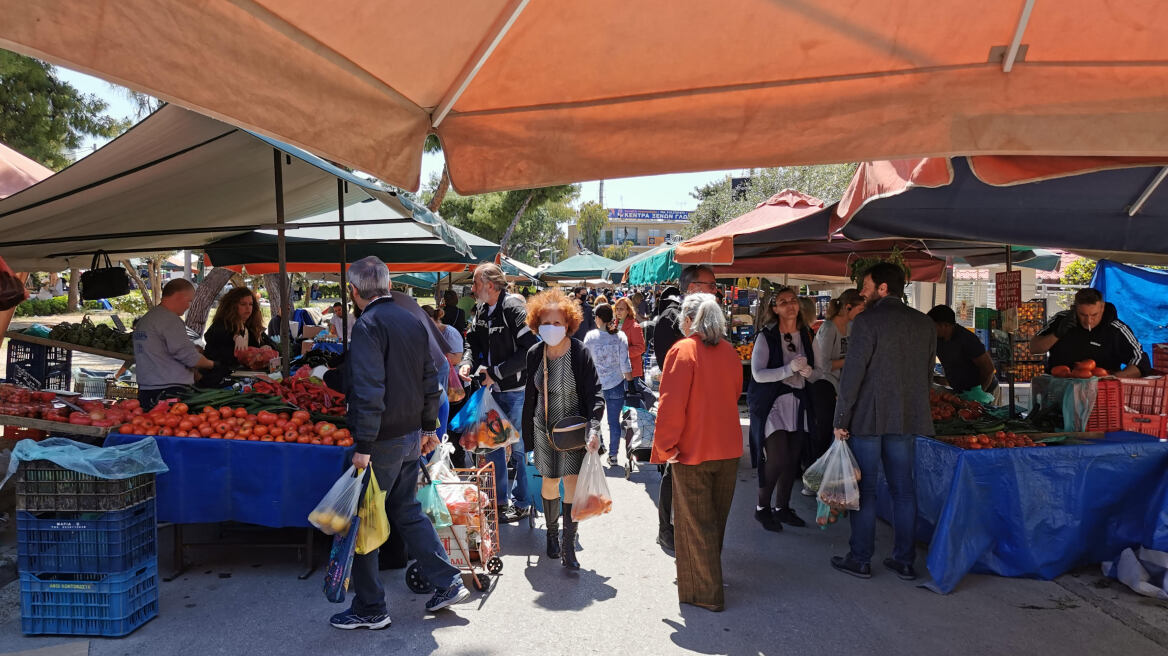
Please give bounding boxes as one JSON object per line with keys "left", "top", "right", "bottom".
{"left": 560, "top": 503, "right": 580, "bottom": 569}
{"left": 543, "top": 497, "right": 561, "bottom": 559}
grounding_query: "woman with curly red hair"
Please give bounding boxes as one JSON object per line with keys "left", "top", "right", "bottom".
{"left": 521, "top": 288, "right": 604, "bottom": 568}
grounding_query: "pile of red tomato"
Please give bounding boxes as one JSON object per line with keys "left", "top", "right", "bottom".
{"left": 1050, "top": 359, "right": 1109, "bottom": 379}
{"left": 929, "top": 388, "right": 984, "bottom": 422}
{"left": 942, "top": 431, "right": 1045, "bottom": 450}
{"left": 115, "top": 401, "right": 353, "bottom": 446}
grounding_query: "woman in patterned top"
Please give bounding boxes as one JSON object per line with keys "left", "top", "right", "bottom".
{"left": 521, "top": 289, "right": 604, "bottom": 568}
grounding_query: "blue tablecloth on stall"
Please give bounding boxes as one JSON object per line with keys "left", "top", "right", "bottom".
{"left": 103, "top": 434, "right": 353, "bottom": 528}
{"left": 876, "top": 432, "right": 1168, "bottom": 593}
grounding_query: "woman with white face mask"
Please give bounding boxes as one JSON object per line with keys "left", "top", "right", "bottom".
{"left": 520, "top": 289, "right": 605, "bottom": 568}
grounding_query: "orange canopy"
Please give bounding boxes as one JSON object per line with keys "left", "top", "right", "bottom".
{"left": 0, "top": 142, "right": 51, "bottom": 200}
{"left": 4, "top": 1, "right": 1168, "bottom": 194}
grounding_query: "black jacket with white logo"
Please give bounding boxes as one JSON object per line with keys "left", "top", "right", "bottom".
{"left": 461, "top": 294, "right": 539, "bottom": 392}
{"left": 1040, "top": 302, "right": 1147, "bottom": 374}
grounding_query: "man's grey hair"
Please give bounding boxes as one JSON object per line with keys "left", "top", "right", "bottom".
{"left": 475, "top": 262, "right": 508, "bottom": 293}
{"left": 679, "top": 265, "right": 714, "bottom": 294}
{"left": 348, "top": 256, "right": 391, "bottom": 298}
{"left": 679, "top": 293, "right": 725, "bottom": 345}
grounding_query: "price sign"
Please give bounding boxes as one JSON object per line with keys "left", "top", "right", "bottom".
{"left": 995, "top": 270, "right": 1022, "bottom": 310}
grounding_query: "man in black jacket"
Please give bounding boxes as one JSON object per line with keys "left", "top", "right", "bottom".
{"left": 572, "top": 286, "right": 594, "bottom": 343}
{"left": 460, "top": 263, "right": 539, "bottom": 523}
{"left": 1030, "top": 287, "right": 1149, "bottom": 378}
{"left": 651, "top": 266, "right": 716, "bottom": 554}
{"left": 331, "top": 256, "right": 468, "bottom": 630}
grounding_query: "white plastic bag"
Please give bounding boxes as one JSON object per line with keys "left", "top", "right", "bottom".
{"left": 426, "top": 437, "right": 459, "bottom": 483}
{"left": 571, "top": 450, "right": 613, "bottom": 521}
{"left": 811, "top": 439, "right": 861, "bottom": 511}
{"left": 308, "top": 465, "right": 368, "bottom": 535}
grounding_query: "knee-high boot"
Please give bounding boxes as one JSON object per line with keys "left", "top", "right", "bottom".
{"left": 560, "top": 503, "right": 580, "bottom": 569}
{"left": 543, "top": 497, "right": 561, "bottom": 559}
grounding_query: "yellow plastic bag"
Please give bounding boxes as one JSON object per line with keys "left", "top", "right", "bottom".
{"left": 354, "top": 470, "right": 389, "bottom": 555}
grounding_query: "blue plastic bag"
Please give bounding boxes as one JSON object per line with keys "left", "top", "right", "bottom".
{"left": 448, "top": 387, "right": 485, "bottom": 434}
{"left": 2, "top": 437, "right": 169, "bottom": 490}
{"left": 323, "top": 514, "right": 361, "bottom": 603}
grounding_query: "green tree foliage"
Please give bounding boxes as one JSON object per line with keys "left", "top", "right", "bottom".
{"left": 576, "top": 201, "right": 609, "bottom": 253}
{"left": 685, "top": 164, "right": 858, "bottom": 237}
{"left": 437, "top": 184, "right": 579, "bottom": 261}
{"left": 603, "top": 241, "right": 633, "bottom": 261}
{"left": 1060, "top": 257, "right": 1096, "bottom": 285}
{"left": 0, "top": 51, "right": 130, "bottom": 170}
{"left": 507, "top": 203, "right": 571, "bottom": 266}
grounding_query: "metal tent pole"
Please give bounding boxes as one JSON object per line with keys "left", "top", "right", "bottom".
{"left": 274, "top": 149, "right": 290, "bottom": 377}
{"left": 337, "top": 179, "right": 350, "bottom": 352}
{"left": 1006, "top": 246, "right": 1015, "bottom": 417}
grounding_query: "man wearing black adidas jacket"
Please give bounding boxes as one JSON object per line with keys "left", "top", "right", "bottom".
{"left": 460, "top": 263, "right": 538, "bottom": 522}
{"left": 1030, "top": 287, "right": 1150, "bottom": 378}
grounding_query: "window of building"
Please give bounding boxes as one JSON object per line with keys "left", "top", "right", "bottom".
{"left": 603, "top": 230, "right": 613, "bottom": 245}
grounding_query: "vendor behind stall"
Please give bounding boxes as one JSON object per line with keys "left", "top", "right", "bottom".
{"left": 1029, "top": 288, "right": 1148, "bottom": 379}
{"left": 133, "top": 279, "right": 218, "bottom": 408}
{"left": 927, "top": 305, "right": 996, "bottom": 396}
{"left": 199, "top": 287, "right": 269, "bottom": 387}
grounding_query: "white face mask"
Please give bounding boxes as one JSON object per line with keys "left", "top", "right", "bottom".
{"left": 539, "top": 324, "right": 567, "bottom": 346}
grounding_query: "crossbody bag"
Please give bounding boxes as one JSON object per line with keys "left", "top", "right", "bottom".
{"left": 543, "top": 346, "right": 588, "bottom": 452}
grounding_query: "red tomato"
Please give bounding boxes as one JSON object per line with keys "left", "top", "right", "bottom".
{"left": 219, "top": 407, "right": 235, "bottom": 419}
{"left": 315, "top": 421, "right": 337, "bottom": 437}
{"left": 292, "top": 410, "right": 311, "bottom": 423}
{"left": 257, "top": 411, "right": 278, "bottom": 426}
{"left": 234, "top": 407, "right": 248, "bottom": 419}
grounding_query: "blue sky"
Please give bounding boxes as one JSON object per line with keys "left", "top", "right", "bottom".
{"left": 56, "top": 67, "right": 737, "bottom": 212}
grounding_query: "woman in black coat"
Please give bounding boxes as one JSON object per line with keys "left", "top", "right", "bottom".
{"left": 521, "top": 289, "right": 604, "bottom": 569}
{"left": 200, "top": 287, "right": 269, "bottom": 388}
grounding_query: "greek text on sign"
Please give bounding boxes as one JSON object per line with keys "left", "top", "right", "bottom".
{"left": 995, "top": 271, "right": 1022, "bottom": 310}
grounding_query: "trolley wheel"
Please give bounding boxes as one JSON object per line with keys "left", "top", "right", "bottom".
{"left": 486, "top": 556, "right": 503, "bottom": 574}
{"left": 405, "top": 562, "right": 433, "bottom": 594}
{"left": 624, "top": 462, "right": 632, "bottom": 479}
{"left": 474, "top": 573, "right": 492, "bottom": 591}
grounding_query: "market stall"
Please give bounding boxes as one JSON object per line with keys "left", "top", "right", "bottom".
{"left": 538, "top": 251, "right": 620, "bottom": 284}
{"left": 876, "top": 432, "right": 1168, "bottom": 594}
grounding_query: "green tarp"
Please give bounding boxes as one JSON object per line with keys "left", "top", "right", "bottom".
{"left": 626, "top": 246, "right": 679, "bottom": 285}
{"left": 539, "top": 251, "right": 620, "bottom": 282}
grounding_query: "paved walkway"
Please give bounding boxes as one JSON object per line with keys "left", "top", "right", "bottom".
{"left": 0, "top": 422, "right": 1166, "bottom": 655}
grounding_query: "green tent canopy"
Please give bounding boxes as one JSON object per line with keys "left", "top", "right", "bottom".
{"left": 604, "top": 243, "right": 674, "bottom": 283}
{"left": 539, "top": 251, "right": 620, "bottom": 282}
{"left": 626, "top": 245, "right": 679, "bottom": 285}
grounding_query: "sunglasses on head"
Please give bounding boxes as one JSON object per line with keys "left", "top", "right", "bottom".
{"left": 783, "top": 332, "right": 796, "bottom": 353}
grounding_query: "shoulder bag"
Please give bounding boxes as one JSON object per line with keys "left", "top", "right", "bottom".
{"left": 80, "top": 252, "right": 132, "bottom": 300}
{"left": 543, "top": 346, "right": 588, "bottom": 451}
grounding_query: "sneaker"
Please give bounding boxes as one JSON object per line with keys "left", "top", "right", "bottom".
{"left": 425, "top": 582, "right": 471, "bottom": 612}
{"left": 754, "top": 506, "right": 783, "bottom": 532}
{"left": 800, "top": 486, "right": 816, "bottom": 497}
{"left": 883, "top": 558, "right": 918, "bottom": 581}
{"left": 831, "top": 555, "right": 872, "bottom": 579}
{"left": 329, "top": 609, "right": 392, "bottom": 630}
{"left": 499, "top": 505, "right": 529, "bottom": 524}
{"left": 775, "top": 508, "right": 806, "bottom": 528}
{"left": 607, "top": 455, "right": 618, "bottom": 467}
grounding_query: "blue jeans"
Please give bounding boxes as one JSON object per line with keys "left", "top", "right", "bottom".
{"left": 485, "top": 389, "right": 529, "bottom": 509}
{"left": 846, "top": 434, "right": 917, "bottom": 566}
{"left": 349, "top": 431, "right": 461, "bottom": 615}
{"left": 437, "top": 388, "right": 450, "bottom": 443}
{"left": 603, "top": 384, "right": 625, "bottom": 456}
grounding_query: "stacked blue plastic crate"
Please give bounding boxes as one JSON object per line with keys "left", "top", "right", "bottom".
{"left": 15, "top": 460, "right": 159, "bottom": 636}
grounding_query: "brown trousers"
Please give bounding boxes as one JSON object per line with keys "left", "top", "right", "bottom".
{"left": 672, "top": 457, "right": 739, "bottom": 610}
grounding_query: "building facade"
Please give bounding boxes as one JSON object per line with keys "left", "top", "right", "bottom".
{"left": 566, "top": 208, "right": 693, "bottom": 256}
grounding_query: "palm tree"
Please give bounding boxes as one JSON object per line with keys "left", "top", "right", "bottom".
{"left": 424, "top": 135, "right": 450, "bottom": 212}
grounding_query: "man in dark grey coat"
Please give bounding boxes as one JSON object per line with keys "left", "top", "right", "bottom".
{"left": 831, "top": 262, "right": 936, "bottom": 581}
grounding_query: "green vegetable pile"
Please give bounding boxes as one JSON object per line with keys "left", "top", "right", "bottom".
{"left": 48, "top": 319, "right": 133, "bottom": 354}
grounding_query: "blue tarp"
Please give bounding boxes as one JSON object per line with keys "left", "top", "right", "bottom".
{"left": 104, "top": 434, "right": 352, "bottom": 528}
{"left": 876, "top": 433, "right": 1168, "bottom": 594}
{"left": 1090, "top": 259, "right": 1168, "bottom": 360}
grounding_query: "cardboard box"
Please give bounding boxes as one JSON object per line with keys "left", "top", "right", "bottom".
{"left": 438, "top": 525, "right": 470, "bottom": 568}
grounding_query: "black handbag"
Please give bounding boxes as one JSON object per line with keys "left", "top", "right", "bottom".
{"left": 80, "top": 252, "right": 132, "bottom": 300}
{"left": 544, "top": 347, "right": 588, "bottom": 452}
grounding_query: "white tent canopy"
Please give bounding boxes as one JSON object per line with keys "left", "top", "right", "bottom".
{"left": 0, "top": 104, "right": 469, "bottom": 270}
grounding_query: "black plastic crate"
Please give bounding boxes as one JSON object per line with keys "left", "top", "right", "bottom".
{"left": 17, "top": 499, "right": 157, "bottom": 574}
{"left": 15, "top": 461, "right": 155, "bottom": 512}
{"left": 20, "top": 559, "right": 158, "bottom": 636}
{"left": 5, "top": 341, "right": 71, "bottom": 391}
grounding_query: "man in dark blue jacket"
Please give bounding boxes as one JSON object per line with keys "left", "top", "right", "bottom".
{"left": 329, "top": 256, "right": 469, "bottom": 630}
